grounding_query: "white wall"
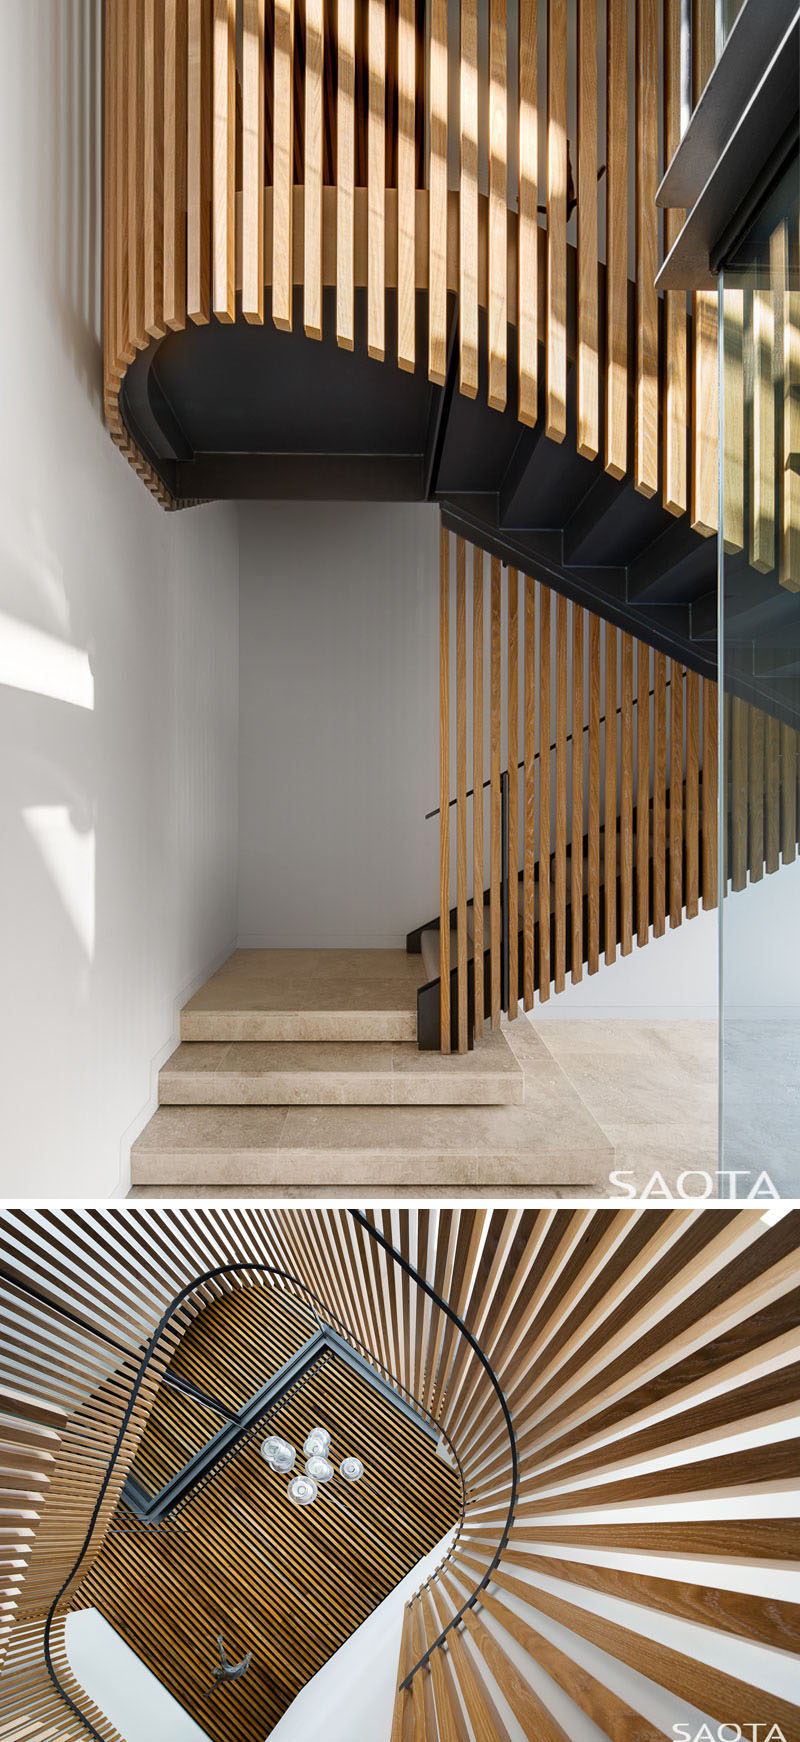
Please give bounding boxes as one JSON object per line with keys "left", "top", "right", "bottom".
{"left": 66, "top": 1610, "right": 212, "bottom": 1742}
{"left": 531, "top": 907, "right": 718, "bottom": 1018}
{"left": 0, "top": 2, "right": 239, "bottom": 1198}
{"left": 237, "top": 501, "right": 439, "bottom": 948}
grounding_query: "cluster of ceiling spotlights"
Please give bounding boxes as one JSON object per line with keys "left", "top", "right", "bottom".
{"left": 261, "top": 1425, "right": 364, "bottom": 1507}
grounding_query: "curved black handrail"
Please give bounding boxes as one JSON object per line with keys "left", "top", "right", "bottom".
{"left": 352, "top": 1211, "right": 518, "bottom": 1685}
{"left": 30, "top": 1256, "right": 465, "bottom": 1740}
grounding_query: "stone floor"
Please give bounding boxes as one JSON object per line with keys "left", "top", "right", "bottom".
{"left": 129, "top": 1014, "right": 719, "bottom": 1199}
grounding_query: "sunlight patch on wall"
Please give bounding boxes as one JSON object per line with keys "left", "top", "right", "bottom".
{"left": 22, "top": 803, "right": 96, "bottom": 959}
{"left": 0, "top": 611, "right": 94, "bottom": 708}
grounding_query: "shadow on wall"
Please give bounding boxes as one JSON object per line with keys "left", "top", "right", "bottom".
{"left": 25, "top": 0, "right": 102, "bottom": 405}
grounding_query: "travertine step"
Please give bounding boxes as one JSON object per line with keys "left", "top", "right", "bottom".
{"left": 182, "top": 949, "right": 422, "bottom": 1042}
{"left": 159, "top": 1030, "right": 524, "bottom": 1107}
{"left": 130, "top": 1102, "right": 612, "bottom": 1188}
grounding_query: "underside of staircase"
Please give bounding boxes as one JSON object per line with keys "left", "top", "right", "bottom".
{"left": 130, "top": 949, "right": 613, "bottom": 1189}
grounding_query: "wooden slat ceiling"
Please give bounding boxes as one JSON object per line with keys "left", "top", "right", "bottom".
{"left": 77, "top": 1330, "right": 460, "bottom": 1741}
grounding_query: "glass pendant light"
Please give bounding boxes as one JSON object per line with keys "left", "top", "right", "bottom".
{"left": 303, "top": 1427, "right": 331, "bottom": 1458}
{"left": 261, "top": 1435, "right": 296, "bottom": 1473}
{"left": 287, "top": 1473, "right": 318, "bottom": 1507}
{"left": 339, "top": 1457, "right": 364, "bottom": 1484}
{"left": 305, "top": 1453, "right": 334, "bottom": 1483}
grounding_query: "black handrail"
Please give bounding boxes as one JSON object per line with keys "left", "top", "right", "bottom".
{"left": 353, "top": 1212, "right": 518, "bottom": 1687}
{"left": 1, "top": 1255, "right": 465, "bottom": 1740}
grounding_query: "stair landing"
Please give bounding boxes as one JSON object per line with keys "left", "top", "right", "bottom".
{"left": 181, "top": 949, "right": 422, "bottom": 1043}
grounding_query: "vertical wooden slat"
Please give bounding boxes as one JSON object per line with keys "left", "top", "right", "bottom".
{"left": 273, "top": 0, "right": 295, "bottom": 330}
{"left": 337, "top": 0, "right": 355, "bottom": 349}
{"left": 765, "top": 713, "right": 781, "bottom": 876}
{"left": 751, "top": 260, "right": 776, "bottom": 573}
{"left": 604, "top": 622, "right": 617, "bottom": 962}
{"left": 518, "top": 0, "right": 538, "bottom": 427}
{"left": 636, "top": 639, "right": 650, "bottom": 944}
{"left": 576, "top": 0, "right": 598, "bottom": 458}
{"left": 702, "top": 676, "right": 719, "bottom": 907}
{"left": 691, "top": 0, "right": 718, "bottom": 535}
{"left": 619, "top": 633, "right": 634, "bottom": 954}
{"left": 439, "top": 526, "right": 451, "bottom": 1052}
{"left": 662, "top": 0, "right": 687, "bottom": 514}
{"left": 730, "top": 695, "right": 748, "bottom": 893}
{"left": 163, "top": 0, "right": 187, "bottom": 332}
{"left": 507, "top": 570, "right": 519, "bottom": 1016}
{"left": 428, "top": 0, "right": 448, "bottom": 384}
{"left": 459, "top": 0, "right": 479, "bottom": 398}
{"left": 571, "top": 606, "right": 585, "bottom": 981}
{"left": 538, "top": 586, "right": 551, "bottom": 999}
{"left": 523, "top": 577, "right": 536, "bottom": 1006}
{"left": 635, "top": 0, "right": 658, "bottom": 497}
{"left": 605, "top": 0, "right": 628, "bottom": 479}
{"left": 587, "top": 613, "right": 601, "bottom": 973}
{"left": 669, "top": 663, "right": 684, "bottom": 926}
{"left": 104, "top": 0, "right": 114, "bottom": 383}
{"left": 143, "top": 0, "right": 165, "bottom": 338}
{"left": 653, "top": 651, "right": 667, "bottom": 935}
{"left": 488, "top": 0, "right": 508, "bottom": 411}
{"left": 456, "top": 540, "right": 469, "bottom": 1052}
{"left": 782, "top": 229, "right": 800, "bottom": 590}
{"left": 397, "top": 0, "right": 416, "bottom": 371}
{"left": 781, "top": 723, "right": 797, "bottom": 864}
{"left": 304, "top": 0, "right": 324, "bottom": 338}
{"left": 212, "top": 0, "right": 236, "bottom": 323}
{"left": 546, "top": 0, "right": 567, "bottom": 442}
{"left": 473, "top": 549, "right": 485, "bottom": 1033}
{"left": 749, "top": 707, "right": 765, "bottom": 882}
{"left": 116, "top": 0, "right": 128, "bottom": 366}
{"left": 368, "top": 0, "right": 386, "bottom": 360}
{"left": 490, "top": 560, "right": 503, "bottom": 1025}
{"left": 242, "top": 0, "right": 266, "bottom": 323}
{"left": 685, "top": 668, "right": 700, "bottom": 918}
{"left": 128, "top": 0, "right": 144, "bottom": 352}
{"left": 722, "top": 287, "right": 745, "bottom": 551}
{"left": 554, "top": 594, "right": 568, "bottom": 990}
{"left": 187, "top": 0, "right": 211, "bottom": 323}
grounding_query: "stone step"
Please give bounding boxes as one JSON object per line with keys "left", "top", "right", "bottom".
{"left": 181, "top": 948, "right": 422, "bottom": 1043}
{"left": 130, "top": 1101, "right": 612, "bottom": 1189}
{"left": 159, "top": 1031, "right": 524, "bottom": 1107}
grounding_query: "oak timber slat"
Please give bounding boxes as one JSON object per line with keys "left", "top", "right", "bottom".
{"left": 723, "top": 287, "right": 745, "bottom": 551}
{"left": 576, "top": 0, "right": 598, "bottom": 459}
{"left": 652, "top": 650, "right": 667, "bottom": 934}
{"left": 127, "top": 0, "right": 144, "bottom": 359}
{"left": 587, "top": 611, "right": 601, "bottom": 973}
{"left": 456, "top": 538, "right": 469, "bottom": 1052}
{"left": 241, "top": 0, "right": 265, "bottom": 322}
{"left": 669, "top": 661, "right": 684, "bottom": 926}
{"left": 619, "top": 632, "right": 633, "bottom": 954}
{"left": 538, "top": 584, "right": 551, "bottom": 999}
{"left": 490, "top": 558, "right": 503, "bottom": 1025}
{"left": 507, "top": 569, "right": 519, "bottom": 1015}
{"left": 162, "top": 0, "right": 187, "bottom": 332}
{"left": 439, "top": 525, "right": 451, "bottom": 1051}
{"left": 367, "top": 0, "right": 386, "bottom": 360}
{"left": 783, "top": 233, "right": 800, "bottom": 590}
{"left": 662, "top": 0, "right": 687, "bottom": 514}
{"left": 212, "top": 0, "right": 236, "bottom": 324}
{"left": 517, "top": 0, "right": 538, "bottom": 427}
{"left": 304, "top": 0, "right": 325, "bottom": 338}
{"left": 272, "top": 0, "right": 295, "bottom": 329}
{"left": 690, "top": 0, "right": 719, "bottom": 537}
{"left": 546, "top": 0, "right": 567, "bottom": 442}
{"left": 748, "top": 705, "right": 765, "bottom": 883}
{"left": 487, "top": 0, "right": 508, "bottom": 412}
{"left": 636, "top": 639, "right": 650, "bottom": 944}
{"left": 554, "top": 593, "right": 568, "bottom": 991}
{"left": 336, "top": 0, "right": 356, "bottom": 349}
{"left": 782, "top": 722, "right": 797, "bottom": 864}
{"left": 603, "top": 621, "right": 617, "bottom": 963}
{"left": 473, "top": 547, "right": 485, "bottom": 1034}
{"left": 396, "top": 0, "right": 416, "bottom": 371}
{"left": 702, "top": 675, "right": 718, "bottom": 906}
{"left": 571, "top": 605, "right": 584, "bottom": 981}
{"left": 143, "top": 0, "right": 165, "bottom": 339}
{"left": 428, "top": 0, "right": 448, "bottom": 384}
{"left": 751, "top": 261, "right": 776, "bottom": 573}
{"left": 605, "top": 0, "right": 627, "bottom": 479}
{"left": 635, "top": 0, "right": 658, "bottom": 497}
{"left": 685, "top": 667, "right": 700, "bottom": 917}
{"left": 459, "top": 0, "right": 479, "bottom": 399}
{"left": 523, "top": 575, "right": 536, "bottom": 1007}
{"left": 187, "top": 0, "right": 211, "bottom": 323}
{"left": 729, "top": 693, "right": 748, "bottom": 892}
